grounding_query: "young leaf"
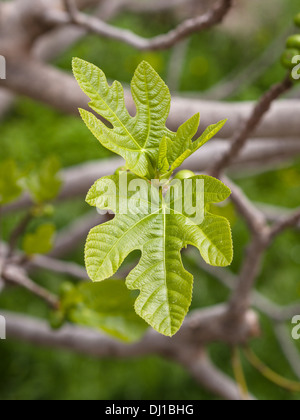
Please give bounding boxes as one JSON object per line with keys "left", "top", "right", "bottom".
{"left": 85, "top": 174, "right": 233, "bottom": 337}
{"left": 73, "top": 59, "right": 172, "bottom": 179}
{"left": 23, "top": 223, "right": 56, "bottom": 255}
{"left": 191, "top": 119, "right": 228, "bottom": 152}
{"left": 25, "top": 157, "right": 62, "bottom": 204}
{"left": 73, "top": 59, "right": 227, "bottom": 179}
{"left": 60, "top": 280, "right": 148, "bottom": 342}
{"left": 165, "top": 118, "right": 228, "bottom": 173}
{"left": 166, "top": 113, "right": 200, "bottom": 165}
{"left": 0, "top": 160, "right": 23, "bottom": 205}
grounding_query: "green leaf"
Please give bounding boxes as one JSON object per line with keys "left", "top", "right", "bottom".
{"left": 191, "top": 119, "right": 228, "bottom": 152}
{"left": 166, "top": 113, "right": 200, "bottom": 165}
{"left": 76, "top": 59, "right": 232, "bottom": 337}
{"left": 23, "top": 223, "right": 56, "bottom": 255}
{"left": 73, "top": 59, "right": 171, "bottom": 179}
{"left": 85, "top": 174, "right": 233, "bottom": 337}
{"left": 25, "top": 157, "right": 62, "bottom": 204}
{"left": 73, "top": 59, "right": 227, "bottom": 179}
{"left": 165, "top": 118, "right": 228, "bottom": 172}
{"left": 0, "top": 160, "right": 23, "bottom": 205}
{"left": 61, "top": 280, "right": 148, "bottom": 342}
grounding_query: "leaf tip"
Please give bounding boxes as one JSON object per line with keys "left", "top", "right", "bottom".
{"left": 72, "top": 57, "right": 84, "bottom": 75}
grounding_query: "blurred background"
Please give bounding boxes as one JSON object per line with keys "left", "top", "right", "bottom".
{"left": 0, "top": 0, "right": 300, "bottom": 400}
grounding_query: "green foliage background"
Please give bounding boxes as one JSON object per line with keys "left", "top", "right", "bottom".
{"left": 0, "top": 0, "right": 300, "bottom": 400}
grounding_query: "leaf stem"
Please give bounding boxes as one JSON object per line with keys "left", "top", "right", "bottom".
{"left": 244, "top": 347, "right": 300, "bottom": 392}
{"left": 232, "top": 347, "right": 250, "bottom": 400}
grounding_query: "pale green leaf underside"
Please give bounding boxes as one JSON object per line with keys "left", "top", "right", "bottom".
{"left": 85, "top": 175, "right": 233, "bottom": 336}
{"left": 73, "top": 58, "right": 227, "bottom": 179}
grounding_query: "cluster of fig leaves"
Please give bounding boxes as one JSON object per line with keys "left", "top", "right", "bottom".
{"left": 73, "top": 58, "right": 233, "bottom": 337}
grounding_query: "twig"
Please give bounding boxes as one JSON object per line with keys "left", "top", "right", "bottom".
{"left": 46, "top": 0, "right": 233, "bottom": 51}
{"left": 28, "top": 255, "right": 89, "bottom": 280}
{"left": 1, "top": 239, "right": 89, "bottom": 280}
{"left": 3, "top": 265, "right": 59, "bottom": 309}
{"left": 2, "top": 57, "right": 300, "bottom": 138}
{"left": 209, "top": 75, "right": 294, "bottom": 178}
{"left": 202, "top": 25, "right": 294, "bottom": 101}
{"left": 269, "top": 208, "right": 300, "bottom": 240}
{"left": 123, "top": 0, "right": 196, "bottom": 14}
{"left": 256, "top": 202, "right": 300, "bottom": 229}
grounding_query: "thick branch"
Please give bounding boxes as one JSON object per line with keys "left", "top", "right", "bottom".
{"left": 257, "top": 203, "right": 300, "bottom": 230}
{"left": 3, "top": 310, "right": 251, "bottom": 400}
{"left": 4, "top": 303, "right": 259, "bottom": 353}
{"left": 28, "top": 255, "right": 89, "bottom": 280}
{"left": 269, "top": 208, "right": 300, "bottom": 240}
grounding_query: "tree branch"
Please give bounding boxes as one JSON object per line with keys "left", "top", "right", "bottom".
{"left": 269, "top": 208, "right": 300, "bottom": 240}
{"left": 3, "top": 265, "right": 59, "bottom": 309}
{"left": 3, "top": 137, "right": 300, "bottom": 216}
{"left": 46, "top": 0, "right": 233, "bottom": 51}
{"left": 182, "top": 352, "right": 255, "bottom": 400}
{"left": 28, "top": 255, "right": 89, "bottom": 280}
{"left": 1, "top": 57, "right": 300, "bottom": 140}
{"left": 121, "top": 0, "right": 196, "bottom": 14}
{"left": 257, "top": 203, "right": 300, "bottom": 230}
{"left": 228, "top": 237, "right": 269, "bottom": 318}
{"left": 3, "top": 309, "right": 253, "bottom": 400}
{"left": 209, "top": 75, "right": 294, "bottom": 177}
